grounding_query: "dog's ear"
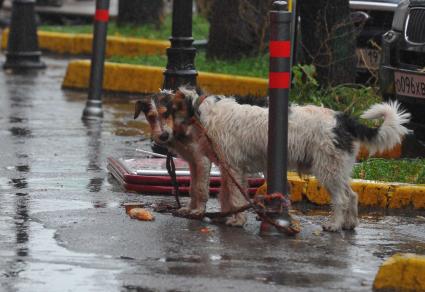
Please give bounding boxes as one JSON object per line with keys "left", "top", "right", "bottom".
{"left": 195, "top": 86, "right": 204, "bottom": 97}
{"left": 134, "top": 98, "right": 151, "bottom": 119}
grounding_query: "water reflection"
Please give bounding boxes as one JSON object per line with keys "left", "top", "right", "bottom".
{"left": 9, "top": 117, "right": 27, "bottom": 124}
{"left": 9, "top": 127, "right": 32, "bottom": 137}
{"left": 92, "top": 200, "right": 108, "bottom": 208}
{"left": 83, "top": 120, "right": 105, "bottom": 195}
{"left": 88, "top": 177, "right": 104, "bottom": 193}
{"left": 9, "top": 178, "right": 28, "bottom": 189}
{"left": 3, "top": 70, "right": 38, "bottom": 280}
{"left": 15, "top": 191, "right": 29, "bottom": 256}
{"left": 15, "top": 165, "right": 30, "bottom": 173}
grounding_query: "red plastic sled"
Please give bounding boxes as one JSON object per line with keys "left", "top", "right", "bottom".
{"left": 107, "top": 156, "right": 265, "bottom": 195}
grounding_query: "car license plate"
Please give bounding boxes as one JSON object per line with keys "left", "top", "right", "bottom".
{"left": 356, "top": 48, "right": 380, "bottom": 70}
{"left": 394, "top": 71, "right": 425, "bottom": 99}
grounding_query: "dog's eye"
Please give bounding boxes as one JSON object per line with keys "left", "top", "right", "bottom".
{"left": 162, "top": 111, "right": 170, "bottom": 118}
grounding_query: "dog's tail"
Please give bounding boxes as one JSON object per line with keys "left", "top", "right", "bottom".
{"left": 353, "top": 101, "right": 411, "bottom": 155}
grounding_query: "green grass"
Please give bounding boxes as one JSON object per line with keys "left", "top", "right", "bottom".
{"left": 39, "top": 14, "right": 209, "bottom": 41}
{"left": 108, "top": 52, "right": 269, "bottom": 78}
{"left": 353, "top": 159, "right": 425, "bottom": 184}
{"left": 290, "top": 64, "right": 382, "bottom": 117}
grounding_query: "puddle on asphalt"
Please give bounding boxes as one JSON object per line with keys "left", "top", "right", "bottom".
{"left": 1, "top": 189, "right": 127, "bottom": 290}
{"left": 10, "top": 221, "right": 129, "bottom": 291}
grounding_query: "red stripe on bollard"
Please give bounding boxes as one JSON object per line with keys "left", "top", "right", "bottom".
{"left": 270, "top": 41, "right": 291, "bottom": 58}
{"left": 95, "top": 9, "right": 109, "bottom": 22}
{"left": 269, "top": 72, "right": 290, "bottom": 89}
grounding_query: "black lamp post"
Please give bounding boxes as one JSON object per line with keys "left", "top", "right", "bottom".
{"left": 163, "top": 0, "right": 197, "bottom": 90}
{"left": 82, "top": 0, "right": 110, "bottom": 121}
{"left": 154, "top": 0, "right": 197, "bottom": 155}
{"left": 3, "top": 0, "right": 46, "bottom": 70}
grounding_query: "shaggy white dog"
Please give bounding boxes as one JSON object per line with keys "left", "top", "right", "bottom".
{"left": 135, "top": 87, "right": 411, "bottom": 231}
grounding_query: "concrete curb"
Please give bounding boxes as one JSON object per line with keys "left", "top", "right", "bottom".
{"left": 62, "top": 59, "right": 268, "bottom": 97}
{"left": 1, "top": 30, "right": 169, "bottom": 57}
{"left": 373, "top": 253, "right": 425, "bottom": 291}
{"left": 256, "top": 173, "right": 425, "bottom": 210}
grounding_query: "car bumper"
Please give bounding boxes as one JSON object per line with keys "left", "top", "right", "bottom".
{"left": 349, "top": 1, "right": 398, "bottom": 12}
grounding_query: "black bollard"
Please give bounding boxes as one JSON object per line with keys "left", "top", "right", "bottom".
{"left": 258, "top": 1, "right": 297, "bottom": 234}
{"left": 155, "top": 0, "right": 197, "bottom": 155}
{"left": 3, "top": 0, "right": 46, "bottom": 70}
{"left": 290, "top": 0, "right": 298, "bottom": 69}
{"left": 163, "top": 0, "right": 197, "bottom": 90}
{"left": 82, "top": 0, "right": 110, "bottom": 121}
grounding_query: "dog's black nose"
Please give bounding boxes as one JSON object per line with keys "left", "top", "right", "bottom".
{"left": 158, "top": 132, "right": 169, "bottom": 142}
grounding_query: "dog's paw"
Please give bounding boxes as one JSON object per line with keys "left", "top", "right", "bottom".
{"left": 225, "top": 213, "right": 247, "bottom": 227}
{"left": 189, "top": 207, "right": 206, "bottom": 217}
{"left": 174, "top": 206, "right": 205, "bottom": 219}
{"left": 322, "top": 221, "right": 343, "bottom": 232}
{"left": 175, "top": 206, "right": 191, "bottom": 216}
{"left": 342, "top": 218, "right": 359, "bottom": 230}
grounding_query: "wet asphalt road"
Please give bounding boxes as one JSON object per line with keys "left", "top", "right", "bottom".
{"left": 0, "top": 56, "right": 425, "bottom": 292}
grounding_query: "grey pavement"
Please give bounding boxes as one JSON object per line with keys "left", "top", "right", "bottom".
{"left": 0, "top": 55, "right": 425, "bottom": 292}
{"left": 2, "top": 0, "right": 119, "bottom": 18}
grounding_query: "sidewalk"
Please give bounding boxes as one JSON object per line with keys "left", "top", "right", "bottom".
{"left": 2, "top": 0, "right": 118, "bottom": 18}
{"left": 1, "top": 0, "right": 425, "bottom": 287}
{"left": 0, "top": 54, "right": 425, "bottom": 292}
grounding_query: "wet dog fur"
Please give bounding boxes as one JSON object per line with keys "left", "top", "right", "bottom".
{"left": 135, "top": 87, "right": 411, "bottom": 231}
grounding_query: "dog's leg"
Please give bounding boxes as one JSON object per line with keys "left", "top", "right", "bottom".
{"left": 342, "top": 184, "right": 359, "bottom": 230}
{"left": 313, "top": 164, "right": 350, "bottom": 232}
{"left": 176, "top": 155, "right": 211, "bottom": 217}
{"left": 219, "top": 170, "right": 248, "bottom": 227}
{"left": 189, "top": 155, "right": 211, "bottom": 216}
{"left": 311, "top": 150, "right": 357, "bottom": 232}
{"left": 321, "top": 179, "right": 350, "bottom": 232}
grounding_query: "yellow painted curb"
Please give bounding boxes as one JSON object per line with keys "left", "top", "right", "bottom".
{"left": 198, "top": 71, "right": 267, "bottom": 96}
{"left": 360, "top": 182, "right": 392, "bottom": 208}
{"left": 255, "top": 174, "right": 425, "bottom": 209}
{"left": 63, "top": 60, "right": 268, "bottom": 97}
{"left": 287, "top": 174, "right": 304, "bottom": 202}
{"left": 2, "top": 30, "right": 169, "bottom": 57}
{"left": 256, "top": 174, "right": 305, "bottom": 203}
{"left": 1, "top": 29, "right": 7, "bottom": 49}
{"left": 63, "top": 60, "right": 164, "bottom": 93}
{"left": 373, "top": 253, "right": 425, "bottom": 291}
{"left": 391, "top": 185, "right": 425, "bottom": 209}
{"left": 305, "top": 178, "right": 331, "bottom": 205}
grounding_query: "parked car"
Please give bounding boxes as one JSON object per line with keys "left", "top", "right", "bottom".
{"left": 379, "top": 0, "right": 425, "bottom": 142}
{"left": 350, "top": 0, "right": 400, "bottom": 81}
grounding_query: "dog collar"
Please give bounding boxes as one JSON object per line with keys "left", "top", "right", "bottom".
{"left": 193, "top": 94, "right": 208, "bottom": 119}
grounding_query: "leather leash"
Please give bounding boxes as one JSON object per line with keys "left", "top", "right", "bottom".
{"left": 166, "top": 152, "right": 181, "bottom": 209}
{"left": 166, "top": 94, "right": 300, "bottom": 235}
{"left": 190, "top": 117, "right": 300, "bottom": 235}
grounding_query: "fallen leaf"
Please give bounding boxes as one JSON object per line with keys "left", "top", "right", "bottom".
{"left": 128, "top": 208, "right": 154, "bottom": 221}
{"left": 200, "top": 227, "right": 210, "bottom": 233}
{"left": 123, "top": 202, "right": 145, "bottom": 214}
